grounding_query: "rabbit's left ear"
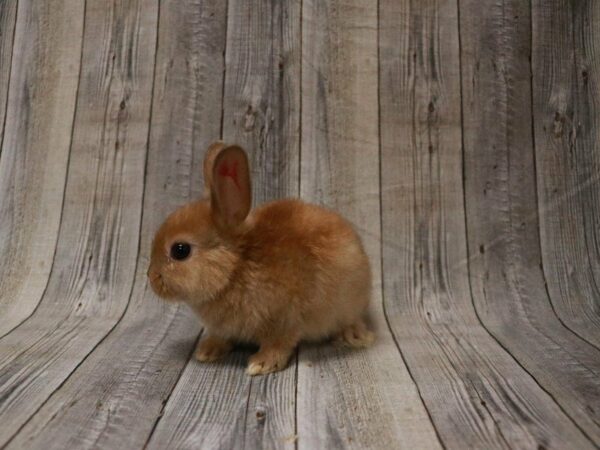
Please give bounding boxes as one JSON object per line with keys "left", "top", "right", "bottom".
{"left": 203, "top": 141, "right": 226, "bottom": 197}
{"left": 211, "top": 145, "right": 252, "bottom": 228}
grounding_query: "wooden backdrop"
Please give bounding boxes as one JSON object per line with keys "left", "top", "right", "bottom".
{"left": 0, "top": 0, "right": 598, "bottom": 448}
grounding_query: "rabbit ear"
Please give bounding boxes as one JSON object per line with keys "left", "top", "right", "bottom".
{"left": 211, "top": 145, "right": 252, "bottom": 228}
{"left": 203, "top": 141, "right": 226, "bottom": 197}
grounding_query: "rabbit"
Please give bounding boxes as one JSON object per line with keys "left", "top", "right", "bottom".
{"left": 147, "top": 142, "right": 374, "bottom": 375}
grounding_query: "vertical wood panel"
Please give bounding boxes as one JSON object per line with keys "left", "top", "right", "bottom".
{"left": 380, "top": 0, "right": 595, "bottom": 448}
{"left": 0, "top": 0, "right": 82, "bottom": 336}
{"left": 147, "top": 0, "right": 301, "bottom": 448}
{"left": 222, "top": 0, "right": 300, "bottom": 205}
{"left": 460, "top": 0, "right": 600, "bottom": 443}
{"left": 0, "top": 1, "right": 598, "bottom": 448}
{"left": 532, "top": 0, "right": 600, "bottom": 349}
{"left": 0, "top": 1, "right": 157, "bottom": 445}
{"left": 0, "top": 0, "right": 17, "bottom": 149}
{"left": 6, "top": 1, "right": 227, "bottom": 448}
{"left": 224, "top": 1, "right": 300, "bottom": 447}
{"left": 297, "top": 1, "right": 442, "bottom": 448}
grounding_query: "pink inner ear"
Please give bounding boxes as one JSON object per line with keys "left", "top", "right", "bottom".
{"left": 218, "top": 160, "right": 241, "bottom": 189}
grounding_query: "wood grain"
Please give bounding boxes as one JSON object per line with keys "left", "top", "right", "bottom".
{"left": 222, "top": 0, "right": 301, "bottom": 205}
{"left": 297, "top": 1, "right": 442, "bottom": 449}
{"left": 0, "top": 0, "right": 156, "bottom": 445}
{"left": 0, "top": 0, "right": 17, "bottom": 150}
{"left": 0, "top": 1, "right": 599, "bottom": 448}
{"left": 6, "top": 1, "right": 227, "bottom": 448}
{"left": 460, "top": 0, "right": 600, "bottom": 444}
{"left": 532, "top": 0, "right": 600, "bottom": 350}
{"left": 147, "top": 0, "right": 301, "bottom": 448}
{"left": 380, "top": 1, "right": 596, "bottom": 448}
{"left": 0, "top": 0, "right": 82, "bottom": 337}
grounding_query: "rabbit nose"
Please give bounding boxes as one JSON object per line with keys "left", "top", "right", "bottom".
{"left": 147, "top": 265, "right": 158, "bottom": 280}
{"left": 147, "top": 265, "right": 163, "bottom": 282}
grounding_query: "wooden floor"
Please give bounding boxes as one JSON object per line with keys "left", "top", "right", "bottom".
{"left": 0, "top": 0, "right": 599, "bottom": 449}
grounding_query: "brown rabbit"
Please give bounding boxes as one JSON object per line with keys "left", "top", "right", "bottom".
{"left": 148, "top": 143, "right": 374, "bottom": 375}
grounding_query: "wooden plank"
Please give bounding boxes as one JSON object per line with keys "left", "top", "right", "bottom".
{"left": 532, "top": 0, "right": 600, "bottom": 349}
{"left": 147, "top": 0, "right": 301, "bottom": 448}
{"left": 380, "top": 1, "right": 596, "bottom": 448}
{"left": 5, "top": 1, "right": 227, "bottom": 449}
{"left": 0, "top": 1, "right": 157, "bottom": 446}
{"left": 0, "top": 0, "right": 82, "bottom": 337}
{"left": 296, "top": 1, "right": 442, "bottom": 449}
{"left": 0, "top": 0, "right": 17, "bottom": 148}
{"left": 460, "top": 0, "right": 600, "bottom": 444}
{"left": 223, "top": 1, "right": 300, "bottom": 447}
{"left": 222, "top": 0, "right": 301, "bottom": 205}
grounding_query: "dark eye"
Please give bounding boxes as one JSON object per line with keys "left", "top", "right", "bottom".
{"left": 170, "top": 242, "right": 191, "bottom": 260}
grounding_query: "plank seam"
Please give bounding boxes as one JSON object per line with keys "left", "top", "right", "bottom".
{"left": 377, "top": 0, "right": 446, "bottom": 447}
{"left": 242, "top": 373, "right": 253, "bottom": 450}
{"left": 297, "top": 0, "right": 303, "bottom": 201}
{"left": 142, "top": 330, "right": 203, "bottom": 449}
{"left": 294, "top": 2, "right": 302, "bottom": 448}
{"left": 293, "top": 347, "right": 299, "bottom": 450}
{"left": 0, "top": 0, "right": 18, "bottom": 161}
{"left": 458, "top": 0, "right": 599, "bottom": 445}
{"left": 294, "top": 0, "right": 304, "bottom": 450}
{"left": 218, "top": 0, "right": 230, "bottom": 140}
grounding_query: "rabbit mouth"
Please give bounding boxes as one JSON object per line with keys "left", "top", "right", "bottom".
{"left": 148, "top": 272, "right": 176, "bottom": 300}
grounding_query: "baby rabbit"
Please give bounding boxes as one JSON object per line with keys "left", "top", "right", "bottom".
{"left": 148, "top": 142, "right": 374, "bottom": 375}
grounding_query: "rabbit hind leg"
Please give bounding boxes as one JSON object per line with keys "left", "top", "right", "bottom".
{"left": 336, "top": 319, "right": 375, "bottom": 348}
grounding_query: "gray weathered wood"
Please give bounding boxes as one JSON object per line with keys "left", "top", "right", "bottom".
{"left": 6, "top": 1, "right": 227, "bottom": 448}
{"left": 0, "top": 0, "right": 82, "bottom": 337}
{"left": 380, "top": 1, "right": 596, "bottom": 448}
{"left": 147, "top": 0, "right": 301, "bottom": 448}
{"left": 222, "top": 0, "right": 301, "bottom": 205}
{"left": 532, "top": 0, "right": 600, "bottom": 350}
{"left": 0, "top": 1, "right": 157, "bottom": 445}
{"left": 1, "top": 1, "right": 600, "bottom": 448}
{"left": 223, "top": 1, "right": 301, "bottom": 447}
{"left": 297, "top": 1, "right": 442, "bottom": 449}
{"left": 460, "top": 0, "right": 600, "bottom": 444}
{"left": 0, "top": 0, "right": 17, "bottom": 149}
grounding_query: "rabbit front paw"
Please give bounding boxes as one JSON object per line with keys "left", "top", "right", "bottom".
{"left": 195, "top": 335, "right": 233, "bottom": 362}
{"left": 247, "top": 346, "right": 294, "bottom": 376}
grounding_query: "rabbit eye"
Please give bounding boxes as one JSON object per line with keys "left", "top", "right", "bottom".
{"left": 170, "top": 242, "right": 191, "bottom": 261}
